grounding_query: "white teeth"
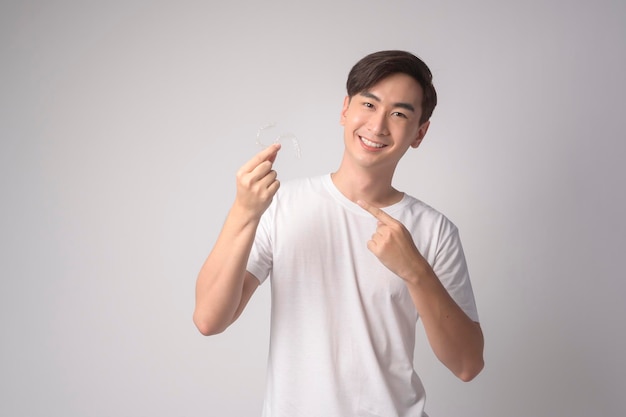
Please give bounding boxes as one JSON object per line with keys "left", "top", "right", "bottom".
{"left": 360, "top": 137, "right": 385, "bottom": 148}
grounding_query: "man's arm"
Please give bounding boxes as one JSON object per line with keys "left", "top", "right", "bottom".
{"left": 193, "top": 144, "right": 281, "bottom": 336}
{"left": 357, "top": 200, "right": 484, "bottom": 381}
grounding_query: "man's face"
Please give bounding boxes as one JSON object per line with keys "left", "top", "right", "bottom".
{"left": 340, "top": 73, "right": 430, "bottom": 172}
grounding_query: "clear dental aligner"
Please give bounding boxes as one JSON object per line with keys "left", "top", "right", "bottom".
{"left": 256, "top": 122, "right": 301, "bottom": 159}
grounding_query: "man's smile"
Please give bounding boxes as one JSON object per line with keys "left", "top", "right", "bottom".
{"left": 359, "top": 136, "right": 387, "bottom": 149}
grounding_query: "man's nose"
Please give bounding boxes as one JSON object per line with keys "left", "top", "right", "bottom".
{"left": 367, "top": 111, "right": 389, "bottom": 136}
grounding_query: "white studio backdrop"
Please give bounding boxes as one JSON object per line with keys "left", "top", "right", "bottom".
{"left": 1, "top": 1, "right": 625, "bottom": 416}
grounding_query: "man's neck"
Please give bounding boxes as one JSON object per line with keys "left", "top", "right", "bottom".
{"left": 330, "top": 166, "right": 403, "bottom": 208}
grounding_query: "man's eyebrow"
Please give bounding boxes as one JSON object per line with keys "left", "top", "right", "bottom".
{"left": 359, "top": 91, "right": 415, "bottom": 112}
{"left": 360, "top": 91, "right": 381, "bottom": 102}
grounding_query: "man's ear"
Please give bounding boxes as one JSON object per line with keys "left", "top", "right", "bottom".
{"left": 340, "top": 96, "right": 350, "bottom": 126}
{"left": 411, "top": 120, "right": 430, "bottom": 148}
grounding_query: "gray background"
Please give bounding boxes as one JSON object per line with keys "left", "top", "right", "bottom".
{"left": 2, "top": 1, "right": 625, "bottom": 416}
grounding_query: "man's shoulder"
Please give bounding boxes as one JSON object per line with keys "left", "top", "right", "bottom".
{"left": 399, "top": 192, "right": 441, "bottom": 216}
{"left": 398, "top": 193, "right": 458, "bottom": 231}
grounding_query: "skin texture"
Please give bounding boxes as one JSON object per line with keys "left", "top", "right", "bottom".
{"left": 193, "top": 72, "right": 484, "bottom": 381}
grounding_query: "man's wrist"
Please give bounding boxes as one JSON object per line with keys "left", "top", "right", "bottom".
{"left": 402, "top": 257, "right": 435, "bottom": 286}
{"left": 228, "top": 203, "right": 263, "bottom": 229}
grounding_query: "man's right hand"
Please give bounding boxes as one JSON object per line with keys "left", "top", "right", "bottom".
{"left": 234, "top": 143, "right": 281, "bottom": 217}
{"left": 193, "top": 144, "right": 280, "bottom": 336}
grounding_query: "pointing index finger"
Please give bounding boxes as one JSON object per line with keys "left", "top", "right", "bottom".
{"left": 357, "top": 199, "right": 393, "bottom": 223}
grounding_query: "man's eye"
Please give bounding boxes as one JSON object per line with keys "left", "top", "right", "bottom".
{"left": 363, "top": 102, "right": 374, "bottom": 108}
{"left": 392, "top": 111, "right": 407, "bottom": 118}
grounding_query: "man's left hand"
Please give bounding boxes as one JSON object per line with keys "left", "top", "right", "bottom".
{"left": 357, "top": 199, "right": 427, "bottom": 283}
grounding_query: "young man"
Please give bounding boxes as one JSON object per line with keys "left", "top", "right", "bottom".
{"left": 194, "top": 50, "right": 484, "bottom": 416}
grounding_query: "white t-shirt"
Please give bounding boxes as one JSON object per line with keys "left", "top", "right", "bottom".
{"left": 247, "top": 174, "right": 479, "bottom": 417}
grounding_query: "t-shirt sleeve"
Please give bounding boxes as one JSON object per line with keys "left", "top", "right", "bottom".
{"left": 433, "top": 221, "right": 480, "bottom": 323}
{"left": 246, "top": 204, "right": 274, "bottom": 285}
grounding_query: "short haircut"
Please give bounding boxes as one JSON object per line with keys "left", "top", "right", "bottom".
{"left": 346, "top": 50, "right": 437, "bottom": 124}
